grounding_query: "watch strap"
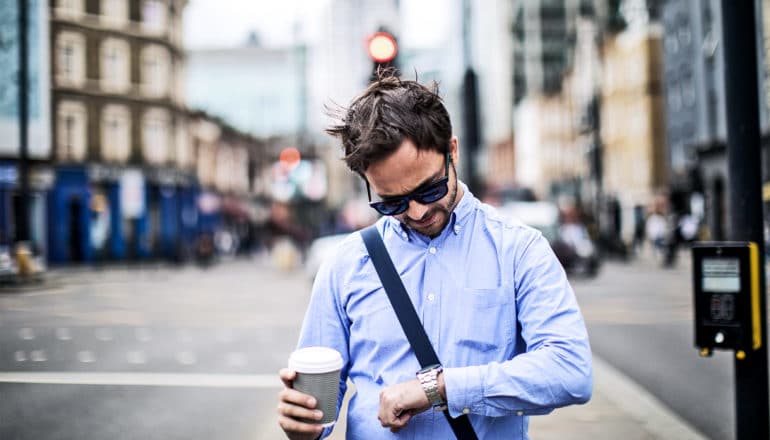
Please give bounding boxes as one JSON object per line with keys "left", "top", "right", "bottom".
{"left": 417, "top": 365, "right": 447, "bottom": 410}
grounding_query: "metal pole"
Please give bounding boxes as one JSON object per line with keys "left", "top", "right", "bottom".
{"left": 17, "top": 0, "right": 30, "bottom": 242}
{"left": 720, "top": 1, "right": 770, "bottom": 438}
{"left": 461, "top": 0, "right": 481, "bottom": 195}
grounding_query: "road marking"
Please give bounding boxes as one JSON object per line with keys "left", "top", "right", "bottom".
{"left": 135, "top": 328, "right": 152, "bottom": 342}
{"left": 225, "top": 352, "right": 247, "bottom": 367}
{"left": 0, "top": 372, "right": 282, "bottom": 388}
{"left": 126, "top": 351, "right": 147, "bottom": 364}
{"left": 176, "top": 351, "right": 196, "bottom": 365}
{"left": 56, "top": 328, "right": 72, "bottom": 340}
{"left": 77, "top": 351, "right": 96, "bottom": 363}
{"left": 95, "top": 328, "right": 113, "bottom": 341}
{"left": 19, "top": 328, "right": 34, "bottom": 340}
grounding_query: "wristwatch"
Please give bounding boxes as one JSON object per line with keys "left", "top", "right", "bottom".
{"left": 417, "top": 364, "right": 448, "bottom": 411}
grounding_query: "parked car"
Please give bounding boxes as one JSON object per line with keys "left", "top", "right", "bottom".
{"left": 498, "top": 201, "right": 601, "bottom": 277}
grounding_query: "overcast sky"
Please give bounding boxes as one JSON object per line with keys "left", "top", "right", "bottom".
{"left": 183, "top": 0, "right": 450, "bottom": 50}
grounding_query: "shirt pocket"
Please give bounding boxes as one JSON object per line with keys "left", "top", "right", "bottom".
{"left": 456, "top": 286, "right": 513, "bottom": 353}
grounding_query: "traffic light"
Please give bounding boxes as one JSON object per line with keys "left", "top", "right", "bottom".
{"left": 279, "top": 147, "right": 301, "bottom": 171}
{"left": 367, "top": 28, "right": 398, "bottom": 81}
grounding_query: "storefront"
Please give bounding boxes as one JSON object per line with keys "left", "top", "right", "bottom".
{"left": 48, "top": 166, "right": 91, "bottom": 263}
{"left": 145, "top": 167, "right": 198, "bottom": 261}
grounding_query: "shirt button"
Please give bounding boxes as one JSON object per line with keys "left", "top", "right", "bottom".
{"left": 463, "top": 408, "right": 470, "bottom": 415}
{"left": 429, "top": 247, "right": 437, "bottom": 254}
{"left": 516, "top": 411, "right": 524, "bottom": 416}
{"left": 427, "top": 293, "right": 435, "bottom": 301}
{"left": 454, "top": 225, "right": 461, "bottom": 233}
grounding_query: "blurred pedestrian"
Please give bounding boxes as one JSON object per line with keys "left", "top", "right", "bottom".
{"left": 277, "top": 70, "right": 592, "bottom": 439}
{"left": 632, "top": 205, "right": 646, "bottom": 254}
{"left": 645, "top": 193, "right": 669, "bottom": 259}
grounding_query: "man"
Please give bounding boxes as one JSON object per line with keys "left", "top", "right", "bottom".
{"left": 277, "top": 72, "right": 592, "bottom": 439}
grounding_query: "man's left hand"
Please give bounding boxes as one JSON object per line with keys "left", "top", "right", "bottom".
{"left": 377, "top": 378, "right": 431, "bottom": 433}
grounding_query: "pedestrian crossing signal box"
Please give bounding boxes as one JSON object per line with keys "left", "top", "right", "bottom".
{"left": 692, "top": 242, "right": 761, "bottom": 357}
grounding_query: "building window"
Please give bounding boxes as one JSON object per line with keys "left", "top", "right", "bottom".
{"left": 175, "top": 119, "right": 191, "bottom": 169}
{"left": 55, "top": 31, "right": 86, "bottom": 87}
{"left": 142, "top": 0, "right": 167, "bottom": 34}
{"left": 100, "top": 0, "right": 129, "bottom": 26}
{"left": 56, "top": 0, "right": 84, "bottom": 18}
{"left": 101, "top": 104, "right": 131, "bottom": 163}
{"left": 140, "top": 45, "right": 170, "bottom": 98}
{"left": 100, "top": 38, "right": 130, "bottom": 93}
{"left": 142, "top": 108, "right": 170, "bottom": 164}
{"left": 56, "top": 101, "right": 88, "bottom": 162}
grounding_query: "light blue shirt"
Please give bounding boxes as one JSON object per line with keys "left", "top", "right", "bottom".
{"left": 298, "top": 183, "right": 592, "bottom": 439}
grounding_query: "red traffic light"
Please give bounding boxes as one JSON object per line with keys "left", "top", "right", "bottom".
{"left": 367, "top": 32, "right": 398, "bottom": 63}
{"left": 279, "top": 147, "right": 301, "bottom": 171}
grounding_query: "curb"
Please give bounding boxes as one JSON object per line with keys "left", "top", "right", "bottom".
{"left": 593, "top": 354, "right": 709, "bottom": 440}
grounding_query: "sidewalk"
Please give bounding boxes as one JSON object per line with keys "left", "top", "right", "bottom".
{"left": 326, "top": 353, "right": 707, "bottom": 440}
{"left": 528, "top": 355, "right": 707, "bottom": 440}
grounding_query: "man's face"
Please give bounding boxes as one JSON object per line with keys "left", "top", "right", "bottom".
{"left": 364, "top": 137, "right": 463, "bottom": 238}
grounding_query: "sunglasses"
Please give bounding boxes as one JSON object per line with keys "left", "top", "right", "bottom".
{"left": 366, "top": 152, "right": 450, "bottom": 216}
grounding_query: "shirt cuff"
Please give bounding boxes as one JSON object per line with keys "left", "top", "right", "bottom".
{"left": 443, "top": 365, "right": 485, "bottom": 418}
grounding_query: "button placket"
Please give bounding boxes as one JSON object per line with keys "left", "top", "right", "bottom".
{"left": 423, "top": 241, "right": 441, "bottom": 351}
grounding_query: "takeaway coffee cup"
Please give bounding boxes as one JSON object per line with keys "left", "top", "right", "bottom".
{"left": 288, "top": 346, "right": 343, "bottom": 427}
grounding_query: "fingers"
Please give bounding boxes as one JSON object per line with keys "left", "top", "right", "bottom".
{"left": 277, "top": 397, "right": 323, "bottom": 422}
{"left": 279, "top": 368, "right": 296, "bottom": 388}
{"left": 387, "top": 412, "right": 413, "bottom": 433}
{"left": 277, "top": 413, "right": 324, "bottom": 438}
{"left": 377, "top": 395, "right": 411, "bottom": 430}
{"left": 278, "top": 386, "right": 318, "bottom": 409}
{"left": 277, "top": 385, "right": 325, "bottom": 439}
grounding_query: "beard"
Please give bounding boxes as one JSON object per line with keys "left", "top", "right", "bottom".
{"left": 402, "top": 168, "right": 459, "bottom": 237}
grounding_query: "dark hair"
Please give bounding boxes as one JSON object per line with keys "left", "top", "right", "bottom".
{"left": 325, "top": 69, "right": 452, "bottom": 175}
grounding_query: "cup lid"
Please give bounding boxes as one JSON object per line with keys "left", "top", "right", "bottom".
{"left": 288, "top": 346, "right": 343, "bottom": 373}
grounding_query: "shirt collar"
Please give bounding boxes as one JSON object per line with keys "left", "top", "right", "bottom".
{"left": 385, "top": 180, "right": 475, "bottom": 243}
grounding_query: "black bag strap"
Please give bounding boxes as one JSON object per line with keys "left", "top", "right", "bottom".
{"left": 361, "top": 225, "right": 478, "bottom": 440}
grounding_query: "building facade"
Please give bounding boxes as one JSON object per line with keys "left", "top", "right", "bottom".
{"left": 511, "top": 0, "right": 604, "bottom": 203}
{"left": 661, "top": 0, "right": 726, "bottom": 172}
{"left": 600, "top": 25, "right": 668, "bottom": 242}
{"left": 48, "top": 0, "right": 194, "bottom": 263}
{"left": 512, "top": 0, "right": 600, "bottom": 105}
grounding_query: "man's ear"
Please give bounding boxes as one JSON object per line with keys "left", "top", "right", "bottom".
{"left": 449, "top": 136, "right": 459, "bottom": 164}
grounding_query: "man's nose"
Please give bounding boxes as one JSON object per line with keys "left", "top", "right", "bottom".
{"left": 406, "top": 199, "right": 430, "bottom": 220}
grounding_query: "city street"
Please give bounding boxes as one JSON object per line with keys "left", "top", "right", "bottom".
{"left": 0, "top": 257, "right": 307, "bottom": 440}
{"left": 573, "top": 252, "right": 734, "bottom": 440}
{"left": 0, "top": 251, "right": 739, "bottom": 439}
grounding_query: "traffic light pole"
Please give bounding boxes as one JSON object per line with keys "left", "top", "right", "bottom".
{"left": 720, "top": 1, "right": 770, "bottom": 438}
{"left": 17, "top": 0, "right": 30, "bottom": 242}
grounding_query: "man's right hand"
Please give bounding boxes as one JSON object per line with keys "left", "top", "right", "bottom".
{"left": 277, "top": 368, "right": 325, "bottom": 440}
